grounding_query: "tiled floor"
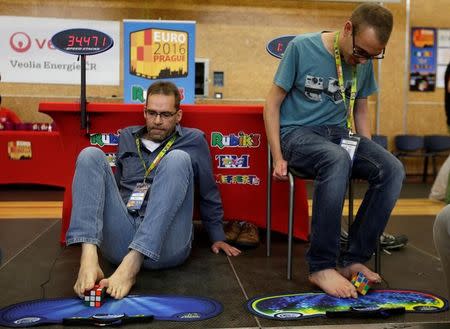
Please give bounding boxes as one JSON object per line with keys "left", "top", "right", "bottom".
{"left": 0, "top": 182, "right": 449, "bottom": 328}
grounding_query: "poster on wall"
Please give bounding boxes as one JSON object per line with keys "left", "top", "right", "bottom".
{"left": 437, "top": 29, "right": 450, "bottom": 89}
{"left": 123, "top": 20, "right": 196, "bottom": 104}
{"left": 409, "top": 27, "right": 437, "bottom": 92}
{"left": 0, "top": 16, "right": 120, "bottom": 85}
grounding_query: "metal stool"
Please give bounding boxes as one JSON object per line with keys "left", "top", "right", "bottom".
{"left": 266, "top": 146, "right": 381, "bottom": 280}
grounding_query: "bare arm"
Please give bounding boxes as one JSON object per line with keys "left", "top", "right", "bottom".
{"left": 264, "top": 84, "right": 288, "bottom": 180}
{"left": 353, "top": 98, "right": 372, "bottom": 139}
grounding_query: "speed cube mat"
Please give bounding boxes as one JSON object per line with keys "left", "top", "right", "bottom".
{"left": 0, "top": 294, "right": 222, "bottom": 327}
{"left": 247, "top": 289, "right": 448, "bottom": 320}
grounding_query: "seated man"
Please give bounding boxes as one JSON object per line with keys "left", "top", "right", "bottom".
{"left": 66, "top": 81, "right": 241, "bottom": 299}
{"left": 264, "top": 3, "right": 404, "bottom": 298}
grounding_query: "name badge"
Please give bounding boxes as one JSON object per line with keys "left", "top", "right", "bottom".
{"left": 340, "top": 136, "right": 361, "bottom": 162}
{"left": 126, "top": 182, "right": 151, "bottom": 211}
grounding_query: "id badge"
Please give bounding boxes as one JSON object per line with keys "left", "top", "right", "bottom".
{"left": 126, "top": 182, "right": 151, "bottom": 211}
{"left": 340, "top": 136, "right": 361, "bottom": 162}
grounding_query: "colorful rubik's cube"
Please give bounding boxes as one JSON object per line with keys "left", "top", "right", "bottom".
{"left": 84, "top": 285, "right": 106, "bottom": 307}
{"left": 351, "top": 272, "right": 372, "bottom": 295}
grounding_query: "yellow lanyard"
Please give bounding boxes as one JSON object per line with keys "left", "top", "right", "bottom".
{"left": 334, "top": 32, "right": 357, "bottom": 133}
{"left": 135, "top": 134, "right": 177, "bottom": 182}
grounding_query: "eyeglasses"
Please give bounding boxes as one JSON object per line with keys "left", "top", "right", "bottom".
{"left": 144, "top": 109, "right": 178, "bottom": 119}
{"left": 352, "top": 26, "right": 385, "bottom": 60}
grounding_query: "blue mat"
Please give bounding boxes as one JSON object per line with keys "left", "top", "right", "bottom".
{"left": 247, "top": 289, "right": 448, "bottom": 320}
{"left": 0, "top": 294, "right": 222, "bottom": 327}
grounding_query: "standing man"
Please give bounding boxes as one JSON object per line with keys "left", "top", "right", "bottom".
{"left": 264, "top": 3, "right": 404, "bottom": 298}
{"left": 66, "top": 81, "right": 240, "bottom": 300}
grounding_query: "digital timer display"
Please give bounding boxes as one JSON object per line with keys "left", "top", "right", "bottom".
{"left": 51, "top": 28, "right": 114, "bottom": 56}
{"left": 67, "top": 35, "right": 108, "bottom": 48}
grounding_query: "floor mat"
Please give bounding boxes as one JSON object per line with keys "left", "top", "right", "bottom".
{"left": 247, "top": 289, "right": 448, "bottom": 320}
{"left": 0, "top": 294, "right": 222, "bottom": 327}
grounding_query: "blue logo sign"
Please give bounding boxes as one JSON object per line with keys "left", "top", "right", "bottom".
{"left": 266, "top": 35, "right": 296, "bottom": 59}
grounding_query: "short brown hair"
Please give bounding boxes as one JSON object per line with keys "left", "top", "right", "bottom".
{"left": 146, "top": 81, "right": 181, "bottom": 111}
{"left": 350, "top": 3, "right": 393, "bottom": 44}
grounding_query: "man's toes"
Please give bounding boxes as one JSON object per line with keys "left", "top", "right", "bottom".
{"left": 98, "top": 278, "right": 108, "bottom": 288}
{"left": 340, "top": 289, "right": 351, "bottom": 298}
{"left": 117, "top": 289, "right": 125, "bottom": 299}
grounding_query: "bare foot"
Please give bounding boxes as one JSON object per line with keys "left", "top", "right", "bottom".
{"left": 74, "top": 244, "right": 104, "bottom": 297}
{"left": 309, "top": 268, "right": 358, "bottom": 298}
{"left": 99, "top": 250, "right": 144, "bottom": 299}
{"left": 338, "top": 263, "right": 381, "bottom": 283}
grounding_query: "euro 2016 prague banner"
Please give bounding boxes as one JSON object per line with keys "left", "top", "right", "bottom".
{"left": 123, "top": 20, "right": 196, "bottom": 104}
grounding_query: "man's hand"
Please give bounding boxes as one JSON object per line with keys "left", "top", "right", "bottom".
{"left": 211, "top": 241, "right": 241, "bottom": 256}
{"left": 273, "top": 159, "right": 288, "bottom": 180}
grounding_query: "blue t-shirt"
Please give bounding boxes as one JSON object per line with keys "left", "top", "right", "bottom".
{"left": 274, "top": 32, "right": 377, "bottom": 137}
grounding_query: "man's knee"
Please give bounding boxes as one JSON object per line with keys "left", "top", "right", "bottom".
{"left": 322, "top": 148, "right": 352, "bottom": 172}
{"left": 161, "top": 150, "right": 192, "bottom": 173}
{"left": 384, "top": 155, "right": 406, "bottom": 183}
{"left": 76, "top": 147, "right": 106, "bottom": 167}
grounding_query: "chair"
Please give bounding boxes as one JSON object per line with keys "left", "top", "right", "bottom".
{"left": 372, "top": 134, "right": 388, "bottom": 150}
{"left": 423, "top": 135, "right": 450, "bottom": 182}
{"left": 393, "top": 135, "right": 426, "bottom": 181}
{"left": 266, "top": 146, "right": 381, "bottom": 280}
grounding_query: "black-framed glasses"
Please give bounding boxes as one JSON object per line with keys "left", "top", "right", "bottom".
{"left": 352, "top": 26, "right": 385, "bottom": 60}
{"left": 144, "top": 109, "right": 178, "bottom": 119}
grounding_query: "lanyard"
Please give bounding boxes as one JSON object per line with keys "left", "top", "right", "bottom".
{"left": 334, "top": 31, "right": 357, "bottom": 133}
{"left": 135, "top": 134, "right": 177, "bottom": 182}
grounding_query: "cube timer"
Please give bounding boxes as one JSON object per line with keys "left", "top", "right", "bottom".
{"left": 351, "top": 272, "right": 372, "bottom": 295}
{"left": 84, "top": 285, "right": 106, "bottom": 307}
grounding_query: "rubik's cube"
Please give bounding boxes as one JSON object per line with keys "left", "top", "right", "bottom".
{"left": 84, "top": 285, "right": 106, "bottom": 307}
{"left": 351, "top": 272, "right": 372, "bottom": 295}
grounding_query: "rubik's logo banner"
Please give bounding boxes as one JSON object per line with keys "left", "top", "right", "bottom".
{"left": 124, "top": 20, "right": 195, "bottom": 104}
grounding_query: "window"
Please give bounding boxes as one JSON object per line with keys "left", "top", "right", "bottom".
{"left": 195, "top": 58, "right": 209, "bottom": 97}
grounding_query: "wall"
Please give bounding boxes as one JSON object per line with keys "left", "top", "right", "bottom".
{"left": 0, "top": 0, "right": 448, "bottom": 155}
{"left": 408, "top": 0, "right": 449, "bottom": 136}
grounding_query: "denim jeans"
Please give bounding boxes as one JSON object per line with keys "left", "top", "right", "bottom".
{"left": 281, "top": 126, "right": 405, "bottom": 273}
{"left": 66, "top": 147, "right": 194, "bottom": 270}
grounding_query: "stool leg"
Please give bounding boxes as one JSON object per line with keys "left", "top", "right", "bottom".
{"left": 288, "top": 172, "right": 295, "bottom": 280}
{"left": 375, "top": 239, "right": 381, "bottom": 274}
{"left": 348, "top": 179, "right": 353, "bottom": 230}
{"left": 266, "top": 146, "right": 272, "bottom": 257}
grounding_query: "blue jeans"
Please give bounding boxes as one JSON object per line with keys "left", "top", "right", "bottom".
{"left": 281, "top": 126, "right": 405, "bottom": 273}
{"left": 66, "top": 147, "right": 194, "bottom": 269}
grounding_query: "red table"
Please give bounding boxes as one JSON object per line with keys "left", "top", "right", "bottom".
{"left": 0, "top": 130, "right": 65, "bottom": 187}
{"left": 3, "top": 103, "right": 309, "bottom": 243}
